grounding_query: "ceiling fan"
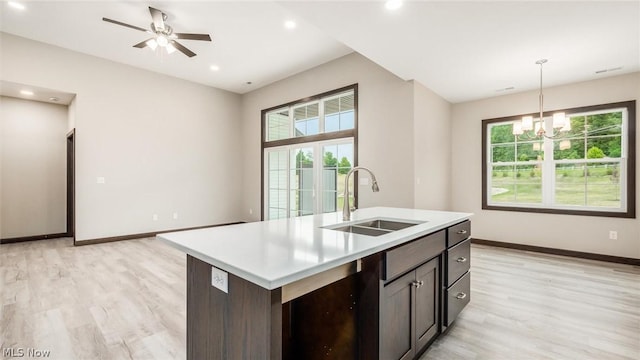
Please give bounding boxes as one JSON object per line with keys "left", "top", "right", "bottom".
{"left": 102, "top": 6, "right": 211, "bottom": 58}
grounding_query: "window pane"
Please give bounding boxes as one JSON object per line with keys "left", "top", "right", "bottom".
{"left": 267, "top": 149, "right": 288, "bottom": 220}
{"left": 290, "top": 148, "right": 314, "bottom": 217}
{"left": 294, "top": 103, "right": 319, "bottom": 137}
{"left": 267, "top": 109, "right": 289, "bottom": 141}
{"left": 517, "top": 141, "right": 542, "bottom": 162}
{"left": 587, "top": 136, "right": 622, "bottom": 158}
{"left": 491, "top": 163, "right": 543, "bottom": 204}
{"left": 586, "top": 162, "right": 621, "bottom": 208}
{"left": 490, "top": 165, "right": 515, "bottom": 203}
{"left": 514, "top": 164, "right": 542, "bottom": 203}
{"left": 490, "top": 123, "right": 516, "bottom": 144}
{"left": 555, "top": 164, "right": 586, "bottom": 206}
{"left": 324, "top": 92, "right": 355, "bottom": 133}
{"left": 322, "top": 143, "right": 354, "bottom": 213}
{"left": 586, "top": 112, "right": 622, "bottom": 136}
{"left": 563, "top": 115, "right": 586, "bottom": 137}
{"left": 492, "top": 144, "right": 515, "bottom": 162}
{"left": 554, "top": 138, "right": 585, "bottom": 160}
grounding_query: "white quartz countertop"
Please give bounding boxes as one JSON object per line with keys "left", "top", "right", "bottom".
{"left": 158, "top": 207, "right": 471, "bottom": 290}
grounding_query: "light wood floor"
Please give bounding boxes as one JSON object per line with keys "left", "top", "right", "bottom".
{"left": 1, "top": 238, "right": 638, "bottom": 360}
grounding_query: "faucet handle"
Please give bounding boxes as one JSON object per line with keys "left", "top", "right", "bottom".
{"left": 350, "top": 206, "right": 356, "bottom": 212}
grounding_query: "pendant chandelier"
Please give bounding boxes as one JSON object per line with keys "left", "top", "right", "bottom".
{"left": 512, "top": 59, "right": 571, "bottom": 149}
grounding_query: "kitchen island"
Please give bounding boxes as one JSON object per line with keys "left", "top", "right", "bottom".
{"left": 159, "top": 207, "right": 472, "bottom": 360}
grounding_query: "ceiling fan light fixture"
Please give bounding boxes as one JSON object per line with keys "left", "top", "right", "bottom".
{"left": 156, "top": 35, "right": 169, "bottom": 47}
{"left": 103, "top": 6, "right": 210, "bottom": 58}
{"left": 146, "top": 39, "right": 158, "bottom": 50}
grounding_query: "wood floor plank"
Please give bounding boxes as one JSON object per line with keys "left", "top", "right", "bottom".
{"left": 1, "top": 237, "right": 638, "bottom": 359}
{"left": 421, "top": 245, "right": 640, "bottom": 360}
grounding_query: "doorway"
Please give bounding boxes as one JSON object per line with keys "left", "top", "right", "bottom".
{"left": 67, "top": 130, "right": 75, "bottom": 244}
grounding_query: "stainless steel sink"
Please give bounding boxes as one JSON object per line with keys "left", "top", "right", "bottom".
{"left": 324, "top": 218, "right": 424, "bottom": 237}
{"left": 330, "top": 225, "right": 392, "bottom": 237}
{"left": 352, "top": 219, "right": 418, "bottom": 231}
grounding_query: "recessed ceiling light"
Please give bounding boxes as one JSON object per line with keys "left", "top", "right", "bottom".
{"left": 595, "top": 66, "right": 623, "bottom": 74}
{"left": 284, "top": 20, "right": 297, "bottom": 30}
{"left": 20, "top": 90, "right": 34, "bottom": 96}
{"left": 495, "top": 86, "right": 515, "bottom": 92}
{"left": 210, "top": 65, "right": 220, "bottom": 71}
{"left": 49, "top": 97, "right": 60, "bottom": 102}
{"left": 8, "top": 1, "right": 26, "bottom": 10}
{"left": 385, "top": 0, "right": 403, "bottom": 11}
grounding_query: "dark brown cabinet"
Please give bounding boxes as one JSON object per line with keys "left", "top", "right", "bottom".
{"left": 444, "top": 220, "right": 471, "bottom": 328}
{"left": 381, "top": 256, "right": 440, "bottom": 360}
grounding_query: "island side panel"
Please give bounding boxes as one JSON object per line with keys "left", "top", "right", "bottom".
{"left": 187, "top": 255, "right": 282, "bottom": 360}
{"left": 358, "top": 252, "right": 384, "bottom": 360}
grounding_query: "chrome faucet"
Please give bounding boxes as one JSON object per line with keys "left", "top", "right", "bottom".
{"left": 343, "top": 166, "right": 380, "bottom": 221}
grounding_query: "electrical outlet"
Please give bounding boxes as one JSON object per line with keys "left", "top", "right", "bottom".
{"left": 211, "top": 266, "right": 228, "bottom": 293}
{"left": 96, "top": 177, "right": 105, "bottom": 184}
{"left": 249, "top": 208, "right": 253, "bottom": 215}
{"left": 152, "top": 214, "right": 158, "bottom": 221}
{"left": 173, "top": 212, "right": 178, "bottom": 220}
{"left": 609, "top": 230, "right": 617, "bottom": 240}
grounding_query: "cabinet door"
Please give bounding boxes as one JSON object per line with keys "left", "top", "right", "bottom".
{"left": 381, "top": 271, "right": 415, "bottom": 360}
{"left": 415, "top": 257, "right": 439, "bottom": 352}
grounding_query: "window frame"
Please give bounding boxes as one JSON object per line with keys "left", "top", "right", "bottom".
{"left": 261, "top": 84, "right": 358, "bottom": 220}
{"left": 481, "top": 100, "right": 636, "bottom": 218}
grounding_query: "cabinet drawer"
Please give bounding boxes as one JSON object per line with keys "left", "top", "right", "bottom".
{"left": 446, "top": 272, "right": 470, "bottom": 326}
{"left": 384, "top": 231, "right": 445, "bottom": 281}
{"left": 447, "top": 220, "right": 470, "bottom": 247}
{"left": 447, "top": 239, "right": 470, "bottom": 287}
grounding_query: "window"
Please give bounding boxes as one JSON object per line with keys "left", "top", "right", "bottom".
{"left": 482, "top": 101, "right": 635, "bottom": 218}
{"left": 262, "top": 85, "right": 357, "bottom": 220}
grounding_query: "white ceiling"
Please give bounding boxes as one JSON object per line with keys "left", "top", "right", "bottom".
{"left": 1, "top": 1, "right": 639, "bottom": 103}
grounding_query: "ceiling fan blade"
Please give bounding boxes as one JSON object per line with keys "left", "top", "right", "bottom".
{"left": 149, "top": 7, "right": 165, "bottom": 31}
{"left": 102, "top": 17, "right": 149, "bottom": 33}
{"left": 174, "top": 33, "right": 212, "bottom": 41}
{"left": 171, "top": 40, "right": 196, "bottom": 58}
{"left": 133, "top": 38, "right": 155, "bottom": 48}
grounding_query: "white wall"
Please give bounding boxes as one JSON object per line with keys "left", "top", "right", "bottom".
{"left": 240, "top": 53, "right": 416, "bottom": 221}
{"left": 413, "top": 81, "right": 452, "bottom": 210}
{"left": 1, "top": 33, "right": 244, "bottom": 242}
{"left": 0, "top": 96, "right": 68, "bottom": 238}
{"left": 451, "top": 72, "right": 640, "bottom": 259}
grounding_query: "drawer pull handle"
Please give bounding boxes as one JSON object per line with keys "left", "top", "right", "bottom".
{"left": 412, "top": 281, "right": 424, "bottom": 288}
{"left": 456, "top": 257, "right": 467, "bottom": 263}
{"left": 456, "top": 229, "right": 468, "bottom": 235}
{"left": 455, "top": 292, "right": 467, "bottom": 300}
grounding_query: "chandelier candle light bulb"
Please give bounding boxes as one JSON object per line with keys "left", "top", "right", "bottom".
{"left": 553, "top": 113, "right": 566, "bottom": 128}
{"left": 522, "top": 116, "right": 534, "bottom": 131}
